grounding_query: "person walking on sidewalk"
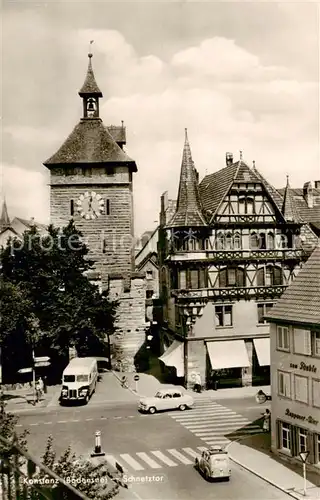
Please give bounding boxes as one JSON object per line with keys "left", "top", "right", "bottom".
{"left": 262, "top": 409, "right": 271, "bottom": 432}
{"left": 194, "top": 373, "right": 202, "bottom": 393}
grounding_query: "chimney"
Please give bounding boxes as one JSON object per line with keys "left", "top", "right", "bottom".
{"left": 303, "top": 181, "right": 314, "bottom": 208}
{"left": 315, "top": 181, "right": 320, "bottom": 189}
{"left": 226, "top": 152, "right": 233, "bottom": 166}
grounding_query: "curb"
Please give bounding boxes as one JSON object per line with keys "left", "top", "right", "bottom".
{"left": 226, "top": 442, "right": 313, "bottom": 500}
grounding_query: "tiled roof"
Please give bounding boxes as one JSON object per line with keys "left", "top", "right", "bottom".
{"left": 252, "top": 165, "right": 284, "bottom": 215}
{"left": 281, "top": 176, "right": 301, "bottom": 222}
{"left": 78, "top": 55, "right": 103, "bottom": 97}
{"left": 167, "top": 130, "right": 207, "bottom": 228}
{"left": 266, "top": 245, "right": 320, "bottom": 325}
{"left": 278, "top": 187, "right": 320, "bottom": 224}
{"left": 44, "top": 118, "right": 136, "bottom": 170}
{"left": 107, "top": 125, "right": 126, "bottom": 145}
{"left": 199, "top": 162, "right": 239, "bottom": 217}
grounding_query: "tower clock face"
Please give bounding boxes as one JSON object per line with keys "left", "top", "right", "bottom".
{"left": 76, "top": 191, "right": 104, "bottom": 220}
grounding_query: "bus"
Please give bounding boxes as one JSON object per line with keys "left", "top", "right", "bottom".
{"left": 60, "top": 357, "right": 98, "bottom": 405}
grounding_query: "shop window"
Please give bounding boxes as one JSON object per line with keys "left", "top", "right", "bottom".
{"left": 215, "top": 305, "right": 233, "bottom": 327}
{"left": 257, "top": 303, "right": 274, "bottom": 324}
{"left": 298, "top": 428, "right": 308, "bottom": 454}
{"left": 294, "top": 375, "right": 308, "bottom": 404}
{"left": 293, "top": 328, "right": 311, "bottom": 356}
{"left": 312, "top": 379, "right": 320, "bottom": 408}
{"left": 280, "top": 422, "right": 291, "bottom": 452}
{"left": 278, "top": 370, "right": 291, "bottom": 398}
{"left": 277, "top": 326, "right": 290, "bottom": 351}
{"left": 312, "top": 332, "right": 320, "bottom": 357}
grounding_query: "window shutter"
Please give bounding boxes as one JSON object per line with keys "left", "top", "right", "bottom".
{"left": 307, "top": 432, "right": 315, "bottom": 464}
{"left": 276, "top": 420, "right": 281, "bottom": 449}
{"left": 237, "top": 268, "right": 245, "bottom": 287}
{"left": 304, "top": 330, "right": 311, "bottom": 355}
{"left": 219, "top": 269, "right": 227, "bottom": 288}
{"left": 257, "top": 268, "right": 264, "bottom": 286}
{"left": 290, "top": 425, "right": 297, "bottom": 457}
{"left": 199, "top": 268, "right": 206, "bottom": 288}
{"left": 190, "top": 270, "right": 199, "bottom": 289}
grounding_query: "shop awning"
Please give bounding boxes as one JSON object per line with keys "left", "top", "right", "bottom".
{"left": 207, "top": 340, "right": 250, "bottom": 370}
{"left": 159, "top": 341, "right": 184, "bottom": 377}
{"left": 253, "top": 338, "right": 270, "bottom": 366}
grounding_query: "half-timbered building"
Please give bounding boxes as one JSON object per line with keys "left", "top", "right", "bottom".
{"left": 158, "top": 130, "right": 318, "bottom": 389}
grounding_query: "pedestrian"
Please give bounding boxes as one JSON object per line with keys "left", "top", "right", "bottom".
{"left": 262, "top": 409, "right": 271, "bottom": 432}
{"left": 43, "top": 376, "right": 47, "bottom": 394}
{"left": 194, "top": 373, "right": 202, "bottom": 393}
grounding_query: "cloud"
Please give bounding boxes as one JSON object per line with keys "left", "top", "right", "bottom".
{"left": 2, "top": 15, "right": 318, "bottom": 236}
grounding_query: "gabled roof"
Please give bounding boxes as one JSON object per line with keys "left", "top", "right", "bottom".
{"left": 44, "top": 118, "right": 136, "bottom": 169}
{"left": 278, "top": 186, "right": 320, "bottom": 224}
{"left": 167, "top": 129, "right": 207, "bottom": 228}
{"left": 199, "top": 159, "right": 285, "bottom": 220}
{"left": 266, "top": 245, "right": 320, "bottom": 325}
{"left": 282, "top": 175, "right": 301, "bottom": 222}
{"left": 78, "top": 54, "right": 103, "bottom": 97}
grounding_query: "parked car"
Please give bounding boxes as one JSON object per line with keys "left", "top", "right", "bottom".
{"left": 138, "top": 388, "right": 194, "bottom": 414}
{"left": 195, "top": 446, "right": 231, "bottom": 481}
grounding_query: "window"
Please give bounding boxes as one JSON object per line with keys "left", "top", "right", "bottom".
{"left": 234, "top": 233, "right": 241, "bottom": 250}
{"left": 293, "top": 329, "right": 311, "bottom": 356}
{"left": 70, "top": 199, "right": 74, "bottom": 216}
{"left": 84, "top": 167, "right": 92, "bottom": 177}
{"left": 294, "top": 375, "right": 308, "bottom": 404}
{"left": 259, "top": 233, "right": 266, "bottom": 249}
{"left": 219, "top": 267, "right": 245, "bottom": 287}
{"left": 281, "top": 422, "right": 291, "bottom": 452}
{"left": 64, "top": 375, "right": 75, "bottom": 383}
{"left": 146, "top": 270, "right": 153, "bottom": 280}
{"left": 190, "top": 269, "right": 199, "bottom": 289}
{"left": 146, "top": 290, "right": 153, "bottom": 299}
{"left": 317, "top": 435, "right": 320, "bottom": 464}
{"left": 250, "top": 232, "right": 260, "bottom": 249}
{"left": 215, "top": 305, "right": 233, "bottom": 327}
{"left": 105, "top": 199, "right": 110, "bottom": 215}
{"left": 77, "top": 375, "right": 88, "bottom": 382}
{"left": 267, "top": 232, "right": 275, "bottom": 249}
{"left": 239, "top": 197, "right": 255, "bottom": 214}
{"left": 179, "top": 270, "right": 187, "bottom": 289}
{"left": 312, "top": 332, "right": 320, "bottom": 357}
{"left": 278, "top": 371, "right": 291, "bottom": 398}
{"left": 257, "top": 303, "right": 274, "bottom": 324}
{"left": 216, "top": 233, "right": 225, "bottom": 250}
{"left": 105, "top": 167, "right": 115, "bottom": 176}
{"left": 312, "top": 379, "right": 320, "bottom": 408}
{"left": 257, "top": 266, "right": 283, "bottom": 286}
{"left": 298, "top": 428, "right": 308, "bottom": 454}
{"left": 173, "top": 393, "right": 181, "bottom": 398}
{"left": 225, "top": 233, "right": 232, "bottom": 250}
{"left": 277, "top": 326, "right": 290, "bottom": 351}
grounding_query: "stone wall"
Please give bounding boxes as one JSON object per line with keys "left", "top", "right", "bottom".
{"left": 50, "top": 180, "right": 134, "bottom": 284}
{"left": 108, "top": 274, "right": 148, "bottom": 372}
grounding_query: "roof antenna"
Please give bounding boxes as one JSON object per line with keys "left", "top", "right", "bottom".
{"left": 88, "top": 40, "right": 94, "bottom": 58}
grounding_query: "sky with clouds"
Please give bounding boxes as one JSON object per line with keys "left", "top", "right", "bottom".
{"left": 1, "top": 1, "right": 319, "bottom": 236}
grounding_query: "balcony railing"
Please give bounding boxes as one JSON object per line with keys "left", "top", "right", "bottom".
{"left": 171, "top": 285, "right": 287, "bottom": 302}
{"left": 167, "top": 248, "right": 305, "bottom": 262}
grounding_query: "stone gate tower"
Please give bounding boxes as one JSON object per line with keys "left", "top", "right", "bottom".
{"left": 43, "top": 53, "right": 147, "bottom": 370}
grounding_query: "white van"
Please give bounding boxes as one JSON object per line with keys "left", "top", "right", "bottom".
{"left": 60, "top": 357, "right": 98, "bottom": 405}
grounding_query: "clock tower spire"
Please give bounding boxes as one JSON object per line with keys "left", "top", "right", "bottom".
{"left": 79, "top": 50, "right": 103, "bottom": 119}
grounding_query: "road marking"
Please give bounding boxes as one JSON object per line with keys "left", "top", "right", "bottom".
{"left": 57, "top": 420, "right": 67, "bottom": 424}
{"left": 43, "top": 422, "right": 52, "bottom": 425}
{"left": 120, "top": 454, "right": 145, "bottom": 471}
{"left": 151, "top": 451, "right": 177, "bottom": 467}
{"left": 85, "top": 418, "right": 93, "bottom": 421}
{"left": 127, "top": 415, "right": 134, "bottom": 418}
{"left": 114, "top": 416, "right": 122, "bottom": 420}
{"left": 136, "top": 452, "right": 162, "bottom": 469}
{"left": 167, "top": 449, "right": 193, "bottom": 465}
{"left": 100, "top": 417, "right": 107, "bottom": 420}
{"left": 30, "top": 423, "right": 39, "bottom": 426}
{"left": 182, "top": 447, "right": 199, "bottom": 459}
{"left": 69, "top": 419, "right": 80, "bottom": 423}
{"left": 15, "top": 424, "right": 22, "bottom": 427}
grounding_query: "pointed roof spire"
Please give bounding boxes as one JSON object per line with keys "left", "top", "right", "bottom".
{"left": 79, "top": 48, "right": 103, "bottom": 97}
{"left": 167, "top": 129, "right": 207, "bottom": 228}
{"left": 0, "top": 199, "right": 10, "bottom": 229}
{"left": 282, "top": 174, "right": 300, "bottom": 222}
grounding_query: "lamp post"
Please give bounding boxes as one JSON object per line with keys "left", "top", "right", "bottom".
{"left": 299, "top": 450, "right": 309, "bottom": 496}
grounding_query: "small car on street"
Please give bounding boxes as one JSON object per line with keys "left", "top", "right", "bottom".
{"left": 195, "top": 446, "right": 231, "bottom": 481}
{"left": 138, "top": 388, "right": 194, "bottom": 414}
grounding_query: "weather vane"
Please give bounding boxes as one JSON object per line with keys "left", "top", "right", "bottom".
{"left": 88, "top": 40, "right": 94, "bottom": 57}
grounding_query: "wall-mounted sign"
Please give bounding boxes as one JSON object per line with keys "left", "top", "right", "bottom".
{"left": 289, "top": 361, "right": 317, "bottom": 373}
{"left": 285, "top": 408, "right": 319, "bottom": 426}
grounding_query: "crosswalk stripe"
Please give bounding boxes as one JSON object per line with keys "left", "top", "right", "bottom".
{"left": 135, "top": 452, "right": 162, "bottom": 469}
{"left": 172, "top": 410, "right": 239, "bottom": 417}
{"left": 182, "top": 447, "right": 199, "bottom": 459}
{"left": 119, "top": 454, "right": 145, "bottom": 471}
{"left": 167, "top": 449, "right": 193, "bottom": 465}
{"left": 151, "top": 450, "right": 178, "bottom": 467}
{"left": 185, "top": 421, "right": 250, "bottom": 429}
{"left": 182, "top": 417, "right": 250, "bottom": 425}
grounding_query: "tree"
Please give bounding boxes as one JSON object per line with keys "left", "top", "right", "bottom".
{"left": 34, "top": 436, "right": 119, "bottom": 499}
{"left": 0, "top": 221, "right": 118, "bottom": 381}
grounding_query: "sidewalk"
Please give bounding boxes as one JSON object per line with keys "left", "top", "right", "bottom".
{"left": 2, "top": 385, "right": 60, "bottom": 412}
{"left": 227, "top": 440, "right": 320, "bottom": 499}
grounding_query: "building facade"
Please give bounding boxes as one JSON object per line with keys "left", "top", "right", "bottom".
{"left": 158, "top": 129, "right": 318, "bottom": 388}
{"left": 44, "top": 54, "right": 147, "bottom": 370}
{"left": 266, "top": 245, "right": 320, "bottom": 474}
{"left": 0, "top": 200, "right": 47, "bottom": 249}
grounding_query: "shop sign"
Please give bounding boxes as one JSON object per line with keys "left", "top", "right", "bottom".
{"left": 285, "top": 408, "right": 319, "bottom": 426}
{"left": 289, "top": 361, "right": 317, "bottom": 373}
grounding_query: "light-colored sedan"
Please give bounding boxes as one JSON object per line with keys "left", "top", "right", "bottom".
{"left": 138, "top": 388, "right": 194, "bottom": 414}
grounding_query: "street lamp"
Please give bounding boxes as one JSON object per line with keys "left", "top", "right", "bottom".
{"left": 299, "top": 450, "right": 309, "bottom": 496}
